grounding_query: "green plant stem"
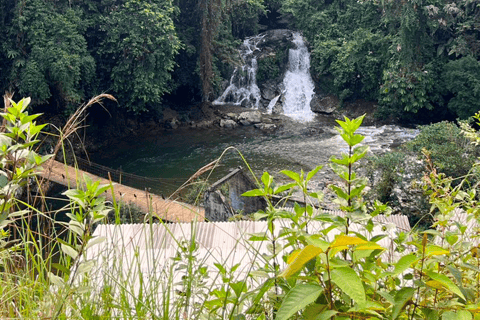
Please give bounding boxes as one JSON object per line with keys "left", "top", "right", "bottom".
{"left": 411, "top": 235, "right": 427, "bottom": 320}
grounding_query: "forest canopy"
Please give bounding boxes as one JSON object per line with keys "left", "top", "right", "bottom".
{"left": 0, "top": 0, "right": 479, "bottom": 120}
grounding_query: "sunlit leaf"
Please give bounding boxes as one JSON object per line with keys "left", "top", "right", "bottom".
{"left": 276, "top": 283, "right": 323, "bottom": 320}
{"left": 331, "top": 267, "right": 365, "bottom": 306}
{"left": 426, "top": 271, "right": 465, "bottom": 300}
{"left": 280, "top": 245, "right": 323, "bottom": 278}
{"left": 392, "top": 287, "right": 415, "bottom": 319}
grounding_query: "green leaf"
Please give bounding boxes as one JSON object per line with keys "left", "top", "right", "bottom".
{"left": 276, "top": 283, "right": 323, "bottom": 320}
{"left": 306, "top": 165, "right": 323, "bottom": 182}
{"left": 61, "top": 243, "right": 78, "bottom": 259}
{"left": 242, "top": 189, "right": 265, "bottom": 197}
{"left": 261, "top": 171, "right": 273, "bottom": 189}
{"left": 246, "top": 278, "right": 275, "bottom": 314}
{"left": 280, "top": 245, "right": 323, "bottom": 278}
{"left": 330, "top": 267, "right": 365, "bottom": 306}
{"left": 275, "top": 182, "right": 296, "bottom": 194}
{"left": 315, "top": 310, "right": 338, "bottom": 320}
{"left": 393, "top": 254, "right": 418, "bottom": 276}
{"left": 48, "top": 272, "right": 65, "bottom": 287}
{"left": 76, "top": 260, "right": 95, "bottom": 275}
{"left": 392, "top": 287, "right": 415, "bottom": 319}
{"left": 281, "top": 170, "right": 301, "bottom": 183}
{"left": 442, "top": 311, "right": 471, "bottom": 320}
{"left": 85, "top": 236, "right": 106, "bottom": 249}
{"left": 426, "top": 271, "right": 465, "bottom": 300}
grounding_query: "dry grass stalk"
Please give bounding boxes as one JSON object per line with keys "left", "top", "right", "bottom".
{"left": 1, "top": 91, "right": 14, "bottom": 133}
{"left": 36, "top": 94, "right": 116, "bottom": 203}
{"left": 169, "top": 158, "right": 220, "bottom": 199}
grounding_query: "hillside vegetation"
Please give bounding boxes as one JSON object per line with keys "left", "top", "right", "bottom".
{"left": 0, "top": 0, "right": 478, "bottom": 122}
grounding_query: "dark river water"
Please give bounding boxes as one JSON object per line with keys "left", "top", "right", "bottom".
{"left": 90, "top": 117, "right": 418, "bottom": 196}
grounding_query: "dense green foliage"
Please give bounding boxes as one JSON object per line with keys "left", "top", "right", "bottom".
{"left": 1, "top": 0, "right": 478, "bottom": 119}
{"left": 282, "top": 0, "right": 480, "bottom": 120}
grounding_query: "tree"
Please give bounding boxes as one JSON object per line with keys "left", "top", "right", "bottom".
{"left": 91, "top": 0, "right": 181, "bottom": 113}
{"left": 2, "top": 0, "right": 94, "bottom": 112}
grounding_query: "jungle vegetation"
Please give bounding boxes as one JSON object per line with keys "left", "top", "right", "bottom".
{"left": 0, "top": 0, "right": 478, "bottom": 121}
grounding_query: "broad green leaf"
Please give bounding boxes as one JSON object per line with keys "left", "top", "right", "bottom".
{"left": 276, "top": 283, "right": 323, "bottom": 320}
{"left": 48, "top": 272, "right": 65, "bottom": 287}
{"left": 330, "top": 267, "right": 365, "bottom": 306}
{"left": 392, "top": 287, "right": 415, "bottom": 319}
{"left": 393, "top": 254, "right": 418, "bottom": 276}
{"left": 426, "top": 271, "right": 465, "bottom": 300}
{"left": 457, "top": 310, "right": 473, "bottom": 320}
{"left": 425, "top": 245, "right": 449, "bottom": 257}
{"left": 242, "top": 189, "right": 265, "bottom": 197}
{"left": 330, "top": 235, "right": 367, "bottom": 248}
{"left": 303, "top": 304, "right": 325, "bottom": 320}
{"left": 315, "top": 310, "right": 338, "bottom": 320}
{"left": 85, "top": 236, "right": 106, "bottom": 249}
{"left": 306, "top": 165, "right": 323, "bottom": 182}
{"left": 355, "top": 242, "right": 385, "bottom": 251}
{"left": 280, "top": 245, "right": 323, "bottom": 278}
{"left": 76, "top": 260, "right": 95, "bottom": 275}
{"left": 61, "top": 243, "right": 78, "bottom": 259}
{"left": 261, "top": 171, "right": 273, "bottom": 189}
{"left": 442, "top": 311, "right": 471, "bottom": 320}
{"left": 281, "top": 170, "right": 301, "bottom": 183}
{"left": 275, "top": 182, "right": 296, "bottom": 194}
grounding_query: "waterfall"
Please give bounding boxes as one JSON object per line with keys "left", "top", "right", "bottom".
{"left": 213, "top": 34, "right": 264, "bottom": 108}
{"left": 214, "top": 30, "right": 316, "bottom": 122}
{"left": 282, "top": 32, "right": 315, "bottom": 122}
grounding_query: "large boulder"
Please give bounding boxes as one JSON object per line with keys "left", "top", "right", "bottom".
{"left": 220, "top": 119, "right": 238, "bottom": 129}
{"left": 238, "top": 111, "right": 262, "bottom": 125}
{"left": 310, "top": 95, "right": 338, "bottom": 114}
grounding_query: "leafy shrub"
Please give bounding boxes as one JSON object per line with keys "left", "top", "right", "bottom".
{"left": 379, "top": 62, "right": 439, "bottom": 117}
{"left": 256, "top": 53, "right": 282, "bottom": 83}
{"left": 443, "top": 56, "right": 480, "bottom": 119}
{"left": 406, "top": 121, "right": 478, "bottom": 179}
{"left": 312, "top": 29, "right": 388, "bottom": 101}
{"left": 366, "top": 151, "right": 406, "bottom": 205}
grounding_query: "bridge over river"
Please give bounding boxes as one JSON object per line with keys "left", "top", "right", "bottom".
{"left": 40, "top": 159, "right": 204, "bottom": 223}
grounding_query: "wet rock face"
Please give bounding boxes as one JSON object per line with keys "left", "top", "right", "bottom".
{"left": 238, "top": 111, "right": 262, "bottom": 125}
{"left": 310, "top": 95, "right": 338, "bottom": 114}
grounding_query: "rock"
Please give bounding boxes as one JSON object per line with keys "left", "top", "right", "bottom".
{"left": 272, "top": 99, "right": 283, "bottom": 114}
{"left": 220, "top": 119, "right": 237, "bottom": 129}
{"left": 225, "top": 113, "right": 239, "bottom": 121}
{"left": 192, "top": 120, "right": 214, "bottom": 129}
{"left": 165, "top": 117, "right": 179, "bottom": 129}
{"left": 261, "top": 81, "right": 279, "bottom": 100}
{"left": 238, "top": 111, "right": 262, "bottom": 125}
{"left": 254, "top": 123, "right": 277, "bottom": 131}
{"left": 310, "top": 95, "right": 338, "bottom": 114}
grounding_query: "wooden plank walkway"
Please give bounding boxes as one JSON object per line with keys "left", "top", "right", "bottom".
{"left": 40, "top": 160, "right": 204, "bottom": 222}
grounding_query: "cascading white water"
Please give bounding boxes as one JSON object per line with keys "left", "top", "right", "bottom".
{"left": 266, "top": 94, "right": 280, "bottom": 113}
{"left": 282, "top": 32, "right": 316, "bottom": 122}
{"left": 213, "top": 35, "right": 264, "bottom": 108}
{"left": 214, "top": 31, "right": 316, "bottom": 122}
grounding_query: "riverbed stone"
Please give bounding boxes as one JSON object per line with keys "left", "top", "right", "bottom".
{"left": 220, "top": 119, "right": 238, "bottom": 129}
{"left": 310, "top": 95, "right": 338, "bottom": 114}
{"left": 254, "top": 123, "right": 277, "bottom": 131}
{"left": 238, "top": 111, "right": 262, "bottom": 125}
{"left": 225, "top": 113, "right": 239, "bottom": 121}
